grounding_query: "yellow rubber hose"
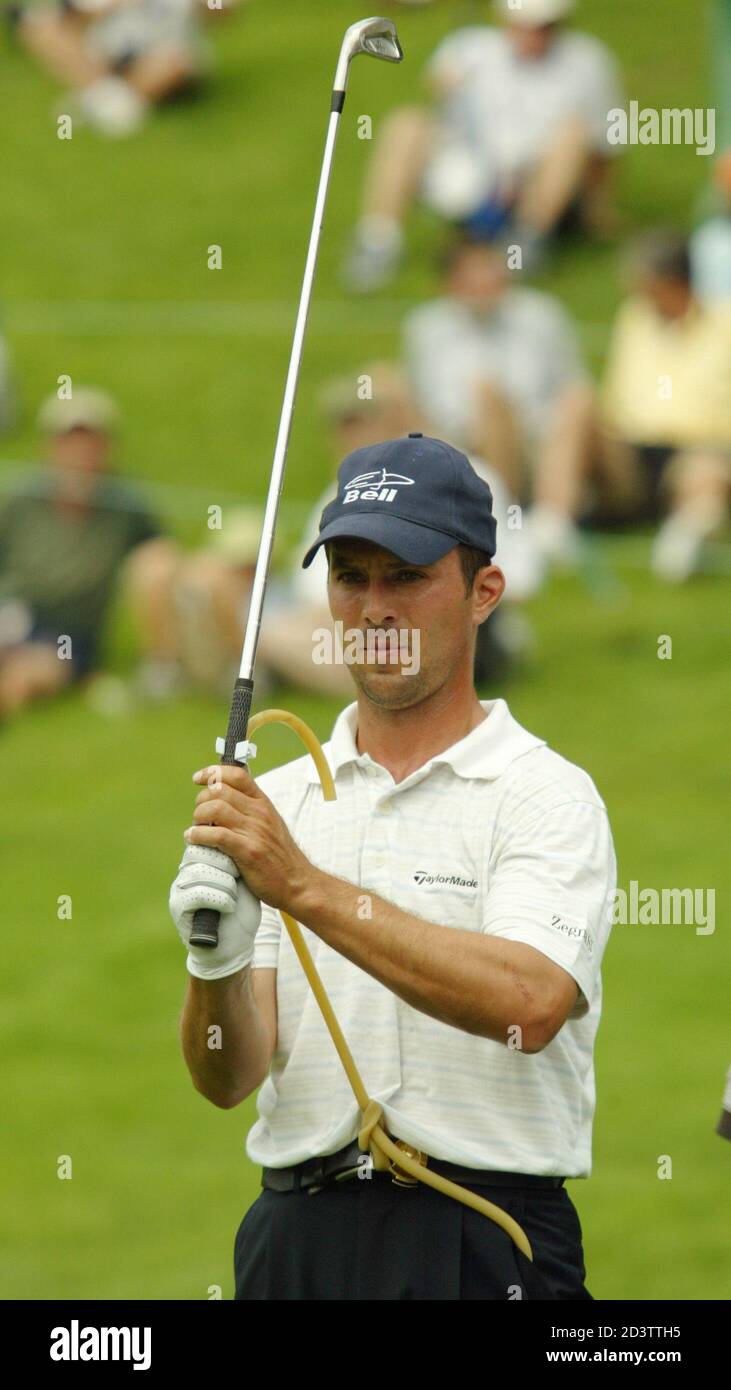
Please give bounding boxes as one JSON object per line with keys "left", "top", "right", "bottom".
{"left": 248, "top": 708, "right": 533, "bottom": 1261}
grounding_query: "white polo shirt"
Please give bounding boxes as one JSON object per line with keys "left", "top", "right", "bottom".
{"left": 247, "top": 698, "right": 615, "bottom": 1177}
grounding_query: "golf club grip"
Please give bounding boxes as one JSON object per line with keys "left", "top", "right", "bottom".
{"left": 189, "top": 677, "right": 254, "bottom": 949}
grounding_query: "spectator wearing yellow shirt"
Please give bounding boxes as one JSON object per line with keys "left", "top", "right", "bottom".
{"left": 527, "top": 232, "right": 731, "bottom": 582}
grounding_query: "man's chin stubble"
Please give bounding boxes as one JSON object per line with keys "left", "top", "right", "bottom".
{"left": 348, "top": 665, "right": 435, "bottom": 710}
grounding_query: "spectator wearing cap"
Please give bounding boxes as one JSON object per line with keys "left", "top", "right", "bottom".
{"left": 343, "top": 0, "right": 623, "bottom": 291}
{"left": 531, "top": 231, "right": 731, "bottom": 583}
{"left": 0, "top": 387, "right": 178, "bottom": 716}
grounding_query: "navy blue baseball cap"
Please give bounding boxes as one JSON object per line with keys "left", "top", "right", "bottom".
{"left": 302, "top": 434, "right": 497, "bottom": 569}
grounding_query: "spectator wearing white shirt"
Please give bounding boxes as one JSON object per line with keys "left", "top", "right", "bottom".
{"left": 404, "top": 235, "right": 595, "bottom": 555}
{"left": 343, "top": 0, "right": 623, "bottom": 291}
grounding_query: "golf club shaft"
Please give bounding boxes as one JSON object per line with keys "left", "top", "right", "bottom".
{"left": 240, "top": 106, "right": 342, "bottom": 682}
{"left": 189, "top": 92, "right": 346, "bottom": 948}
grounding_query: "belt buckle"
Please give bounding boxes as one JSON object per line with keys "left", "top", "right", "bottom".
{"left": 389, "top": 1139, "right": 427, "bottom": 1187}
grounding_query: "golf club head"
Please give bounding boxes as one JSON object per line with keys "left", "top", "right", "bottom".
{"left": 334, "top": 17, "right": 403, "bottom": 90}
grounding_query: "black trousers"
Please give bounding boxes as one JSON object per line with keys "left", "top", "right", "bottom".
{"left": 233, "top": 1175, "right": 593, "bottom": 1301}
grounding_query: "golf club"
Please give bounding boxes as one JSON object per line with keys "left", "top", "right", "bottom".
{"left": 190, "top": 17, "right": 403, "bottom": 948}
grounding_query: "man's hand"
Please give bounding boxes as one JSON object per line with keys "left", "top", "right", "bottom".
{"left": 169, "top": 844, "right": 261, "bottom": 981}
{"left": 185, "top": 764, "right": 318, "bottom": 915}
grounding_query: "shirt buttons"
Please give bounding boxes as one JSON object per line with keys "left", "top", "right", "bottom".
{"left": 379, "top": 800, "right": 393, "bottom": 816}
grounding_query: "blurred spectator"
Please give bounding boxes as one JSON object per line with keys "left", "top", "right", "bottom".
{"left": 155, "top": 506, "right": 262, "bottom": 696}
{"left": 690, "top": 151, "right": 731, "bottom": 302}
{"left": 403, "top": 234, "right": 594, "bottom": 516}
{"left": 0, "top": 387, "right": 177, "bottom": 716}
{"left": 601, "top": 232, "right": 731, "bottom": 581}
{"left": 12, "top": 0, "right": 217, "bottom": 137}
{"left": 525, "top": 232, "right": 731, "bottom": 583}
{"left": 255, "top": 362, "right": 538, "bottom": 696}
{"left": 343, "top": 0, "right": 623, "bottom": 290}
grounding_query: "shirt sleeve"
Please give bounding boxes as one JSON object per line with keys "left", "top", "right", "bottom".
{"left": 482, "top": 798, "right": 615, "bottom": 1020}
{"left": 425, "top": 27, "right": 492, "bottom": 95}
{"left": 534, "top": 299, "right": 590, "bottom": 396}
{"left": 575, "top": 40, "right": 625, "bottom": 156}
{"left": 252, "top": 902, "right": 282, "bottom": 970}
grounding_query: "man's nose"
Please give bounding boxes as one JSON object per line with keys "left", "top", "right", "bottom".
{"left": 362, "top": 578, "right": 399, "bottom": 626}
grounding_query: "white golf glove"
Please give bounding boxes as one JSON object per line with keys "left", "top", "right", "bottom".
{"left": 169, "top": 845, "right": 262, "bottom": 981}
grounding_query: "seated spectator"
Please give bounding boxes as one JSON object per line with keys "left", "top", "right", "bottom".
{"left": 343, "top": 0, "right": 623, "bottom": 290}
{"left": 403, "top": 234, "right": 594, "bottom": 513}
{"left": 161, "top": 505, "right": 262, "bottom": 696}
{"left": 0, "top": 387, "right": 178, "bottom": 716}
{"left": 255, "top": 363, "right": 539, "bottom": 696}
{"left": 11, "top": 0, "right": 218, "bottom": 136}
{"left": 690, "top": 151, "right": 731, "bottom": 302}
{"left": 526, "top": 232, "right": 731, "bottom": 583}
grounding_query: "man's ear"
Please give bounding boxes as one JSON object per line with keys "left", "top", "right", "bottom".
{"left": 473, "top": 565, "right": 505, "bottom": 624}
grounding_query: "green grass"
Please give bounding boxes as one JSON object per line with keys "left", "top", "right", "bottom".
{"left": 0, "top": 0, "right": 729, "bottom": 1300}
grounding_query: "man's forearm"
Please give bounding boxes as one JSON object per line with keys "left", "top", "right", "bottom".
{"left": 293, "top": 869, "right": 549, "bottom": 1049}
{"left": 180, "top": 967, "right": 271, "bottom": 1107}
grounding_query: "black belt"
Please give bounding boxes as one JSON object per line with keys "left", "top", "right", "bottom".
{"left": 262, "top": 1139, "right": 566, "bottom": 1194}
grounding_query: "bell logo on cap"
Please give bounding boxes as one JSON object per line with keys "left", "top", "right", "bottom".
{"left": 343, "top": 468, "right": 415, "bottom": 505}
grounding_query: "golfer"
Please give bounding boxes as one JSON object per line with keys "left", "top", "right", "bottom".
{"left": 170, "top": 434, "right": 615, "bottom": 1301}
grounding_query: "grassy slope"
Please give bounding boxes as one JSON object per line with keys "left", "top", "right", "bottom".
{"left": 0, "top": 0, "right": 728, "bottom": 1298}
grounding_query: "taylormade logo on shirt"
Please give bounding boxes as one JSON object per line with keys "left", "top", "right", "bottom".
{"left": 413, "top": 869, "right": 478, "bottom": 889}
{"left": 50, "top": 1321, "right": 151, "bottom": 1371}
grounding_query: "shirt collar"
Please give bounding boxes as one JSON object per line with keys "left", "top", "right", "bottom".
{"left": 305, "top": 698, "right": 544, "bottom": 784}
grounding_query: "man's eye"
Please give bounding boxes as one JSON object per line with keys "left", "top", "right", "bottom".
{"left": 335, "top": 570, "right": 363, "bottom": 584}
{"left": 396, "top": 570, "right": 424, "bottom": 582}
